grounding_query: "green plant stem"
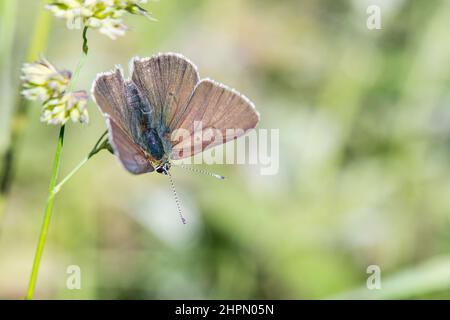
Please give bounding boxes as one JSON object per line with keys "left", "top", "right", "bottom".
{"left": 25, "top": 26, "right": 91, "bottom": 300}
{"left": 82, "top": 26, "right": 89, "bottom": 55}
{"left": 69, "top": 28, "right": 89, "bottom": 92}
{"left": 25, "top": 128, "right": 107, "bottom": 299}
{"left": 25, "top": 125, "right": 65, "bottom": 300}
{"left": 53, "top": 130, "right": 108, "bottom": 195}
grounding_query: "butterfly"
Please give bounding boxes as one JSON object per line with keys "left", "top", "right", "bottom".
{"left": 92, "top": 52, "right": 259, "bottom": 176}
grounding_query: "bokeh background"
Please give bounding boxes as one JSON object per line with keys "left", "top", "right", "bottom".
{"left": 1, "top": 0, "right": 450, "bottom": 299}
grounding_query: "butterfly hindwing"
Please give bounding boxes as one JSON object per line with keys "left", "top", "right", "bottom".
{"left": 106, "top": 117, "right": 154, "bottom": 174}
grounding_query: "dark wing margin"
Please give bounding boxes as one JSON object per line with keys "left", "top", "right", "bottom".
{"left": 130, "top": 53, "right": 200, "bottom": 131}
{"left": 107, "top": 117, "right": 154, "bottom": 174}
{"left": 170, "top": 79, "right": 260, "bottom": 160}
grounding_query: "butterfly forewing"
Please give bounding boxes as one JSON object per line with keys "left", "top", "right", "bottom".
{"left": 94, "top": 68, "right": 158, "bottom": 143}
{"left": 131, "top": 53, "right": 200, "bottom": 132}
{"left": 93, "top": 68, "right": 158, "bottom": 174}
{"left": 170, "top": 79, "right": 260, "bottom": 160}
{"left": 92, "top": 68, "right": 130, "bottom": 130}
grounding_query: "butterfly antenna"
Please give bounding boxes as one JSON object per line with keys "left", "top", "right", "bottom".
{"left": 166, "top": 170, "right": 187, "bottom": 224}
{"left": 173, "top": 164, "right": 225, "bottom": 180}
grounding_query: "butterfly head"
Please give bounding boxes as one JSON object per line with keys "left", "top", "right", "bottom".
{"left": 155, "top": 161, "right": 171, "bottom": 175}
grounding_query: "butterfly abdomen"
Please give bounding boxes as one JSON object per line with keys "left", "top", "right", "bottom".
{"left": 143, "top": 128, "right": 166, "bottom": 161}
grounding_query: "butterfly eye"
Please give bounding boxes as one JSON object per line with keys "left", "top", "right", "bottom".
{"left": 156, "top": 167, "right": 166, "bottom": 174}
{"left": 156, "top": 162, "right": 171, "bottom": 174}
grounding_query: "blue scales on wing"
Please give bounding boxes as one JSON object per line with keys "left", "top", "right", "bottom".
{"left": 124, "top": 81, "right": 166, "bottom": 161}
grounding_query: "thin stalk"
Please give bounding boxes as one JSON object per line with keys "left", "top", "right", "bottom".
{"left": 25, "top": 26, "right": 91, "bottom": 300}
{"left": 82, "top": 26, "right": 89, "bottom": 55}
{"left": 25, "top": 125, "right": 65, "bottom": 300}
{"left": 69, "top": 27, "right": 89, "bottom": 91}
{"left": 53, "top": 130, "right": 108, "bottom": 195}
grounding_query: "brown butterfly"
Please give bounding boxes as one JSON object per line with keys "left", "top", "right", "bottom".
{"left": 92, "top": 52, "right": 259, "bottom": 174}
{"left": 92, "top": 53, "right": 259, "bottom": 222}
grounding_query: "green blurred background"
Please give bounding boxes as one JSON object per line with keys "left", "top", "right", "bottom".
{"left": 1, "top": 0, "right": 450, "bottom": 299}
